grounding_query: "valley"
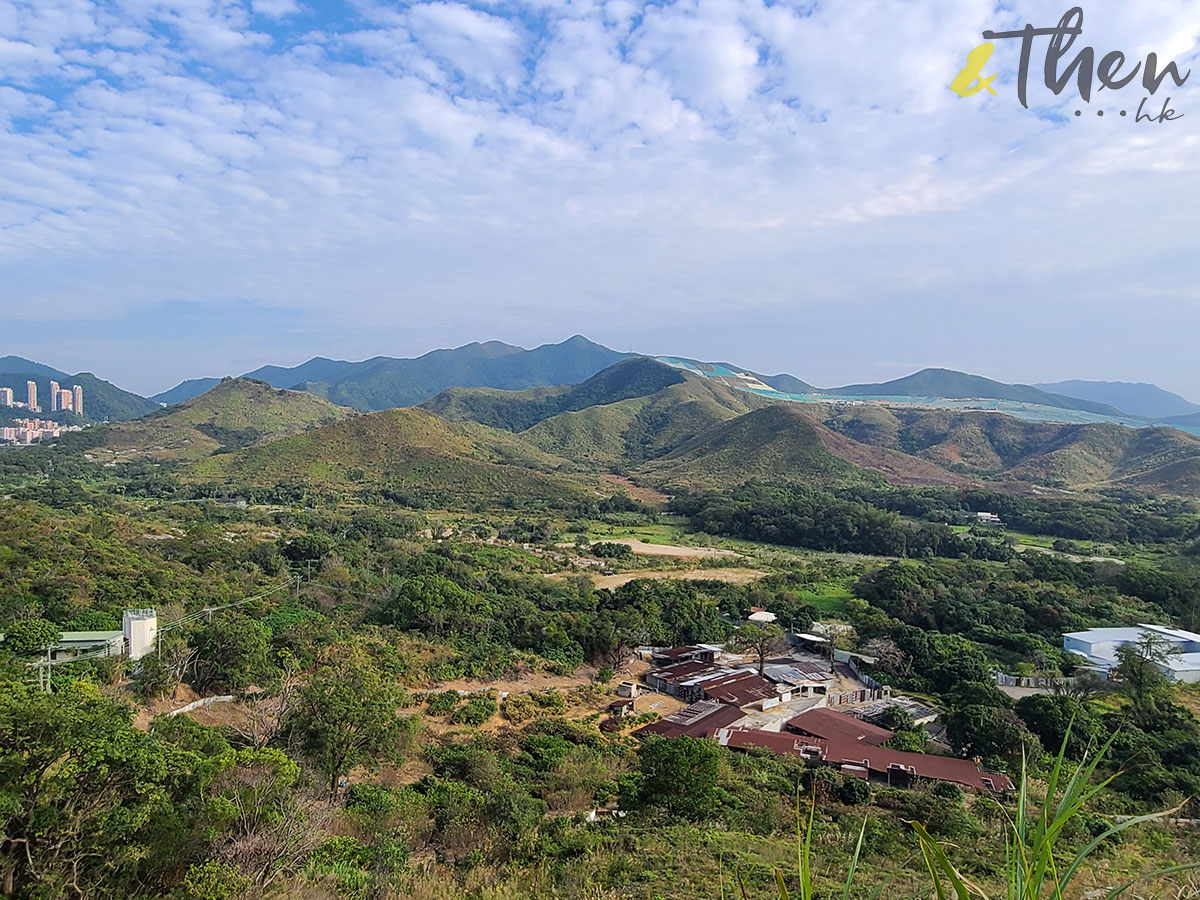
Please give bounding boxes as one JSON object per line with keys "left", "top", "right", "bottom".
{"left": 3, "top": 340, "right": 1200, "bottom": 900}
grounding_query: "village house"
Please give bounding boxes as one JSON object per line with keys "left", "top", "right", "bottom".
{"left": 717, "top": 711, "right": 1013, "bottom": 792}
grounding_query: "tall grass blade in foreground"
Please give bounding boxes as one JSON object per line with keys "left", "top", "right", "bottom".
{"left": 910, "top": 722, "right": 1197, "bottom": 899}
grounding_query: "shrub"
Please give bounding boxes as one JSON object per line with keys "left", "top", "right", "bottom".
{"left": 426, "top": 690, "right": 462, "bottom": 716}
{"left": 531, "top": 690, "right": 568, "bottom": 713}
{"left": 451, "top": 693, "right": 498, "bottom": 726}
{"left": 837, "top": 776, "right": 871, "bottom": 805}
{"left": 931, "top": 780, "right": 964, "bottom": 803}
{"left": 591, "top": 541, "right": 634, "bottom": 559}
{"left": 345, "top": 783, "right": 400, "bottom": 817}
{"left": 178, "top": 860, "right": 251, "bottom": 900}
{"left": 503, "top": 693, "right": 538, "bottom": 723}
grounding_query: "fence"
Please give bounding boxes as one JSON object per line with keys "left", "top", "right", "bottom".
{"left": 846, "top": 656, "right": 888, "bottom": 693}
{"left": 826, "top": 687, "right": 888, "bottom": 708}
{"left": 991, "top": 672, "right": 1079, "bottom": 689}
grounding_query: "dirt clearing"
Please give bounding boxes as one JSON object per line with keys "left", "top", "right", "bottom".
{"left": 552, "top": 567, "right": 765, "bottom": 589}
{"left": 612, "top": 538, "right": 738, "bottom": 558}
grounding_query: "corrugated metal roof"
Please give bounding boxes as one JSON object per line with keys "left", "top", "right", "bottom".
{"left": 787, "top": 709, "right": 893, "bottom": 746}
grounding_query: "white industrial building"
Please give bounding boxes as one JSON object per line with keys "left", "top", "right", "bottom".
{"left": 1063, "top": 624, "right": 1200, "bottom": 683}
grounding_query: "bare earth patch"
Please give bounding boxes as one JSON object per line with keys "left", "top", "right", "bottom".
{"left": 611, "top": 538, "right": 737, "bottom": 558}
{"left": 557, "top": 567, "right": 766, "bottom": 589}
{"left": 601, "top": 474, "right": 670, "bottom": 507}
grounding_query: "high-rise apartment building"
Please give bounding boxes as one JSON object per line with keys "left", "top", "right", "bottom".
{"left": 73, "top": 385, "right": 83, "bottom": 417}
{"left": 58, "top": 389, "right": 74, "bottom": 412}
{"left": 49, "top": 380, "right": 60, "bottom": 411}
{"left": 0, "top": 387, "right": 12, "bottom": 406}
{"left": 26, "top": 381, "right": 37, "bottom": 412}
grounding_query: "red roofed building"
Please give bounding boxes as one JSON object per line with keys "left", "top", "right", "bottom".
{"left": 717, "top": 726, "right": 1013, "bottom": 793}
{"left": 786, "top": 708, "right": 894, "bottom": 747}
{"left": 634, "top": 700, "right": 746, "bottom": 740}
{"left": 701, "top": 671, "right": 780, "bottom": 708}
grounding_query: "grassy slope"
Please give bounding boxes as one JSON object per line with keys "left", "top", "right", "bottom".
{"left": 636, "top": 404, "right": 863, "bottom": 489}
{"left": 523, "top": 375, "right": 769, "bottom": 468}
{"left": 424, "top": 357, "right": 689, "bottom": 431}
{"left": 821, "top": 407, "right": 1200, "bottom": 496}
{"left": 87, "top": 378, "right": 353, "bottom": 462}
{"left": 636, "top": 404, "right": 972, "bottom": 490}
{"left": 184, "top": 407, "right": 592, "bottom": 505}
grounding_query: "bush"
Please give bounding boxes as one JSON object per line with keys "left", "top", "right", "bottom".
{"left": 931, "top": 781, "right": 964, "bottom": 803}
{"left": 426, "top": 690, "right": 462, "bottom": 716}
{"left": 345, "top": 783, "right": 400, "bottom": 817}
{"left": 178, "top": 860, "right": 251, "bottom": 900}
{"left": 531, "top": 690, "right": 568, "bottom": 713}
{"left": 503, "top": 693, "right": 538, "bottom": 723}
{"left": 837, "top": 776, "right": 872, "bottom": 805}
{"left": 451, "top": 693, "right": 498, "bottom": 726}
{"left": 591, "top": 541, "right": 634, "bottom": 559}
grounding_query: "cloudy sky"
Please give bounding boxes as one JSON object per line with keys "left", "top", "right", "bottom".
{"left": 1, "top": 0, "right": 1198, "bottom": 397}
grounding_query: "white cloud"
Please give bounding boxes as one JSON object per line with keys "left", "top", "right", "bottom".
{"left": 0, "top": 0, "right": 1199, "bottom": 395}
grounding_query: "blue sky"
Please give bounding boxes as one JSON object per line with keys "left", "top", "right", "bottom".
{"left": 1, "top": 0, "right": 1198, "bottom": 397}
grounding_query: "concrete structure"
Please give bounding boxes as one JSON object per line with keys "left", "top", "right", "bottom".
{"left": 616, "top": 681, "right": 640, "bottom": 698}
{"left": 25, "top": 380, "right": 37, "bottom": 412}
{"left": 1063, "top": 624, "right": 1200, "bottom": 683}
{"left": 0, "top": 387, "right": 12, "bottom": 406}
{"left": 973, "top": 512, "right": 1003, "bottom": 525}
{"left": 58, "top": 389, "right": 73, "bottom": 412}
{"left": 73, "top": 384, "right": 83, "bottom": 417}
{"left": 123, "top": 609, "right": 158, "bottom": 661}
{"left": 747, "top": 608, "right": 777, "bottom": 624}
{"left": 49, "top": 380, "right": 60, "bottom": 411}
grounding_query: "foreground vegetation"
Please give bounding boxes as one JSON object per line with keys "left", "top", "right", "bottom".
{"left": 3, "top": 421, "right": 1200, "bottom": 898}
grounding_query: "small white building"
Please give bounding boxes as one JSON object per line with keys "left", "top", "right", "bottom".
{"left": 1063, "top": 624, "right": 1200, "bottom": 683}
{"left": 747, "top": 608, "right": 777, "bottom": 624}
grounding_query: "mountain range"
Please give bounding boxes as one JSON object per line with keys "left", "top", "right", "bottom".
{"left": 7, "top": 338, "right": 1200, "bottom": 503}
{"left": 47, "top": 356, "right": 1196, "bottom": 504}
{"left": 10, "top": 338, "right": 1199, "bottom": 430}
{"left": 151, "top": 336, "right": 636, "bottom": 410}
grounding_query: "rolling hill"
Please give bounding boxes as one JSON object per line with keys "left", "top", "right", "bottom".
{"left": 0, "top": 358, "right": 158, "bottom": 422}
{"left": 151, "top": 336, "right": 637, "bottom": 410}
{"left": 183, "top": 407, "right": 592, "bottom": 508}
{"left": 423, "top": 357, "right": 773, "bottom": 468}
{"left": 1034, "top": 380, "right": 1200, "bottom": 420}
{"left": 825, "top": 368, "right": 1123, "bottom": 415}
{"left": 423, "top": 357, "right": 688, "bottom": 431}
{"left": 819, "top": 406, "right": 1200, "bottom": 496}
{"left": 635, "top": 404, "right": 965, "bottom": 490}
{"left": 81, "top": 378, "right": 353, "bottom": 463}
